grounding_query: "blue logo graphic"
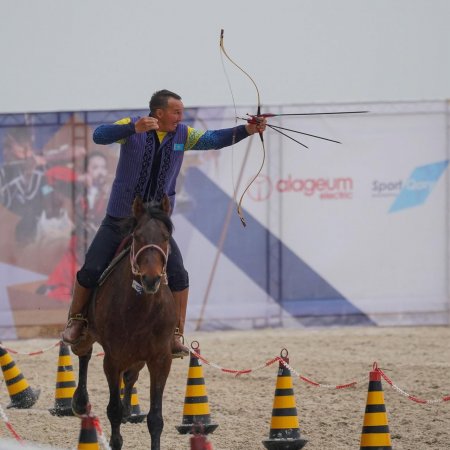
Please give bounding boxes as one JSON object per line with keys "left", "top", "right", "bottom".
{"left": 389, "top": 160, "right": 449, "bottom": 213}
{"left": 173, "top": 143, "right": 185, "bottom": 151}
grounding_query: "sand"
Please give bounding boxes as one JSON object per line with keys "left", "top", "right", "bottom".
{"left": 1, "top": 326, "right": 449, "bottom": 450}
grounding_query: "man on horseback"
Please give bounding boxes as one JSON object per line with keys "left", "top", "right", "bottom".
{"left": 61, "top": 89, "right": 266, "bottom": 357}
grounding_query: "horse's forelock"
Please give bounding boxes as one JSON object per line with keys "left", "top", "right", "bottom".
{"left": 142, "top": 202, "right": 174, "bottom": 236}
{"left": 119, "top": 201, "right": 173, "bottom": 236}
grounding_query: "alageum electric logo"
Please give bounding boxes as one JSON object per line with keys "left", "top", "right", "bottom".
{"left": 247, "top": 174, "right": 353, "bottom": 201}
{"left": 371, "top": 160, "right": 449, "bottom": 213}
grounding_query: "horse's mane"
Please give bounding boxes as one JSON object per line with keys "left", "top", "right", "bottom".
{"left": 119, "top": 201, "right": 174, "bottom": 236}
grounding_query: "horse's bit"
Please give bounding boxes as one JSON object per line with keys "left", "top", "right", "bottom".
{"left": 130, "top": 238, "right": 169, "bottom": 285}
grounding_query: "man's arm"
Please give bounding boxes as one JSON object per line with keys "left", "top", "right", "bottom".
{"left": 186, "top": 120, "right": 267, "bottom": 151}
{"left": 93, "top": 118, "right": 137, "bottom": 145}
{"left": 93, "top": 116, "right": 160, "bottom": 145}
{"left": 186, "top": 125, "right": 249, "bottom": 150}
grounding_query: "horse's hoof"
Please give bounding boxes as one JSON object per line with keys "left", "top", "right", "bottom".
{"left": 72, "top": 400, "right": 91, "bottom": 417}
{"left": 121, "top": 410, "right": 131, "bottom": 424}
{"left": 72, "top": 407, "right": 88, "bottom": 418}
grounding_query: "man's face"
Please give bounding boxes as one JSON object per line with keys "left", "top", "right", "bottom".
{"left": 87, "top": 155, "right": 107, "bottom": 187}
{"left": 43, "top": 188, "right": 65, "bottom": 218}
{"left": 155, "top": 98, "right": 184, "bottom": 132}
{"left": 4, "top": 135, "right": 33, "bottom": 162}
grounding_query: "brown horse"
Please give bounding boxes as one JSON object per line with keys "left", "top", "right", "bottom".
{"left": 71, "top": 195, "right": 177, "bottom": 450}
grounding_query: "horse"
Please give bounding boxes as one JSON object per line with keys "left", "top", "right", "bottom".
{"left": 70, "top": 194, "right": 178, "bottom": 450}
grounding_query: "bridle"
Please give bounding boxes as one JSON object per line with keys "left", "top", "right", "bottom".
{"left": 129, "top": 237, "right": 169, "bottom": 285}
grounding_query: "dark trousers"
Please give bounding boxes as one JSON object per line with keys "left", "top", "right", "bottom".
{"left": 77, "top": 214, "right": 189, "bottom": 291}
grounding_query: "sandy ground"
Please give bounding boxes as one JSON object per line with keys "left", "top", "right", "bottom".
{"left": 1, "top": 326, "right": 449, "bottom": 450}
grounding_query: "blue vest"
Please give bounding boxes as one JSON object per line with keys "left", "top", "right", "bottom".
{"left": 106, "top": 117, "right": 188, "bottom": 217}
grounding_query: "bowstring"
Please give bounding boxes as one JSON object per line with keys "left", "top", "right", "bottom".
{"left": 220, "top": 29, "right": 266, "bottom": 227}
{"left": 219, "top": 38, "right": 239, "bottom": 207}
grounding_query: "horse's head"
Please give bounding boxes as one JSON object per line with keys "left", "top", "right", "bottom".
{"left": 129, "top": 194, "right": 173, "bottom": 294}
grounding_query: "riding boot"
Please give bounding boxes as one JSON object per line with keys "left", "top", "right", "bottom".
{"left": 61, "top": 279, "right": 92, "bottom": 345}
{"left": 171, "top": 288, "right": 189, "bottom": 358}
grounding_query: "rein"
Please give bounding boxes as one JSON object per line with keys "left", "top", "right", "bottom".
{"left": 129, "top": 238, "right": 169, "bottom": 285}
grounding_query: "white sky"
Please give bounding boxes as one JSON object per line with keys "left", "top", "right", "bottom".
{"left": 1, "top": 0, "right": 449, "bottom": 113}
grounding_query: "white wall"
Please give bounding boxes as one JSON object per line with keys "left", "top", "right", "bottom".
{"left": 1, "top": 0, "right": 450, "bottom": 113}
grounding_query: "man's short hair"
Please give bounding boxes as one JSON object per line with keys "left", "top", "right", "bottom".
{"left": 149, "top": 90, "right": 181, "bottom": 113}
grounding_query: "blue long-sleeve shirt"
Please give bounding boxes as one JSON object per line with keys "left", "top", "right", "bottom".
{"left": 93, "top": 118, "right": 249, "bottom": 150}
{"left": 93, "top": 117, "right": 250, "bottom": 217}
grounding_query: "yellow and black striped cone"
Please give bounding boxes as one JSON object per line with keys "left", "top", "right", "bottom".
{"left": 120, "top": 378, "right": 147, "bottom": 424}
{"left": 0, "top": 345, "right": 40, "bottom": 409}
{"left": 262, "top": 350, "right": 307, "bottom": 450}
{"left": 49, "top": 341, "right": 76, "bottom": 416}
{"left": 360, "top": 366, "right": 392, "bottom": 449}
{"left": 77, "top": 415, "right": 99, "bottom": 450}
{"left": 176, "top": 341, "right": 218, "bottom": 435}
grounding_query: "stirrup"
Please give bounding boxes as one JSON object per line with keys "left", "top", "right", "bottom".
{"left": 174, "top": 327, "right": 184, "bottom": 341}
{"left": 62, "top": 314, "right": 88, "bottom": 346}
{"left": 67, "top": 314, "right": 88, "bottom": 327}
{"left": 172, "top": 328, "right": 189, "bottom": 359}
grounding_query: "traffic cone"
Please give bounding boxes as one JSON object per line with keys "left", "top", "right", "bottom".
{"left": 190, "top": 424, "right": 214, "bottom": 450}
{"left": 262, "top": 349, "right": 307, "bottom": 450}
{"left": 120, "top": 377, "right": 147, "bottom": 423}
{"left": 77, "top": 415, "right": 99, "bottom": 450}
{"left": 360, "top": 365, "right": 392, "bottom": 449}
{"left": 0, "top": 345, "right": 40, "bottom": 409}
{"left": 176, "top": 341, "right": 218, "bottom": 435}
{"left": 49, "top": 341, "right": 76, "bottom": 416}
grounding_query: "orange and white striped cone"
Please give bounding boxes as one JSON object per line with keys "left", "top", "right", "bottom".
{"left": 262, "top": 349, "right": 307, "bottom": 450}
{"left": 77, "top": 415, "right": 99, "bottom": 450}
{"left": 360, "top": 365, "right": 392, "bottom": 449}
{"left": 176, "top": 341, "right": 218, "bottom": 435}
{"left": 0, "top": 346, "right": 40, "bottom": 409}
{"left": 49, "top": 341, "right": 76, "bottom": 416}
{"left": 120, "top": 377, "right": 147, "bottom": 424}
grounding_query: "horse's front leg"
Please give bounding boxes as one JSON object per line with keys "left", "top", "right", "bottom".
{"left": 72, "top": 346, "right": 92, "bottom": 416}
{"left": 121, "top": 363, "right": 144, "bottom": 422}
{"left": 147, "top": 354, "right": 172, "bottom": 450}
{"left": 104, "top": 355, "right": 124, "bottom": 450}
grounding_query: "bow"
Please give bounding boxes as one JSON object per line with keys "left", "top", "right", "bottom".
{"left": 219, "top": 29, "right": 265, "bottom": 227}
{"left": 219, "top": 29, "right": 368, "bottom": 226}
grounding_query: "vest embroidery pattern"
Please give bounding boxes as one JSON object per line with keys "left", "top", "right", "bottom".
{"left": 133, "top": 131, "right": 156, "bottom": 198}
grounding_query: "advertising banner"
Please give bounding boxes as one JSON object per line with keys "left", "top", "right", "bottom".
{"left": 0, "top": 101, "right": 448, "bottom": 338}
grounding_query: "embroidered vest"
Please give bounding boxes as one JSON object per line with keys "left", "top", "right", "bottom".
{"left": 106, "top": 117, "right": 188, "bottom": 217}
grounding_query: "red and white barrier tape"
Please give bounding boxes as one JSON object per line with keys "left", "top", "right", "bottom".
{"left": 190, "top": 349, "right": 366, "bottom": 388}
{"left": 279, "top": 358, "right": 367, "bottom": 389}
{"left": 0, "top": 402, "right": 23, "bottom": 443}
{"left": 2, "top": 341, "right": 450, "bottom": 403}
{"left": 376, "top": 366, "right": 450, "bottom": 404}
{"left": 0, "top": 341, "right": 60, "bottom": 356}
{"left": 190, "top": 349, "right": 280, "bottom": 376}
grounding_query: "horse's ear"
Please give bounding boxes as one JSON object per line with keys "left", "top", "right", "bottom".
{"left": 132, "top": 195, "right": 145, "bottom": 219}
{"left": 161, "top": 194, "right": 171, "bottom": 216}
